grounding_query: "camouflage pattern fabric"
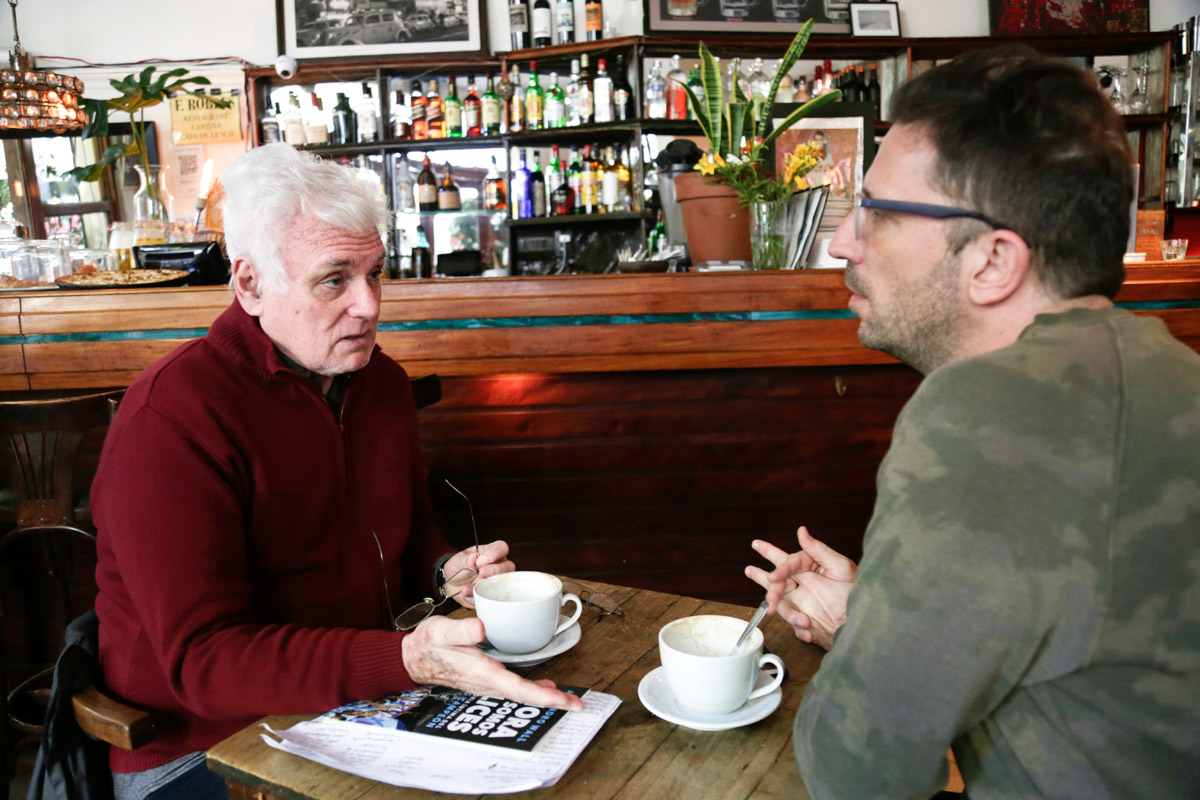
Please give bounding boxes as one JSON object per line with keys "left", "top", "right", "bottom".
{"left": 794, "top": 307, "right": 1200, "bottom": 799}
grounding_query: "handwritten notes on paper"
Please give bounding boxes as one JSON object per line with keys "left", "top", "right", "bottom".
{"left": 260, "top": 690, "right": 620, "bottom": 794}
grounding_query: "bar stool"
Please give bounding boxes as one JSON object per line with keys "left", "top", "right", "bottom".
{"left": 0, "top": 390, "right": 122, "bottom": 798}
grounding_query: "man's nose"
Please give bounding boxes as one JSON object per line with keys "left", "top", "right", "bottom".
{"left": 348, "top": 277, "right": 381, "bottom": 318}
{"left": 827, "top": 212, "right": 862, "bottom": 264}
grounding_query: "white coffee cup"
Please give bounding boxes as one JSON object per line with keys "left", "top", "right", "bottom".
{"left": 658, "top": 615, "right": 785, "bottom": 717}
{"left": 474, "top": 572, "right": 583, "bottom": 655}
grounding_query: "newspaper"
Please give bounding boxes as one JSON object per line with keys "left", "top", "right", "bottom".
{"left": 260, "top": 689, "right": 620, "bottom": 794}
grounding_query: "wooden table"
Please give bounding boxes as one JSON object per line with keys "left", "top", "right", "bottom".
{"left": 207, "top": 581, "right": 829, "bottom": 799}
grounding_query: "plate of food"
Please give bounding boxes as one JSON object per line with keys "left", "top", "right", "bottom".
{"left": 0, "top": 275, "right": 56, "bottom": 292}
{"left": 55, "top": 267, "right": 190, "bottom": 289}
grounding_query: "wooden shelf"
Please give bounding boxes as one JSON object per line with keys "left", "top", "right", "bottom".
{"left": 509, "top": 210, "right": 652, "bottom": 227}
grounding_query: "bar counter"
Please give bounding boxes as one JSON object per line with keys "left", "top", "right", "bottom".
{"left": 6, "top": 265, "right": 1199, "bottom": 605}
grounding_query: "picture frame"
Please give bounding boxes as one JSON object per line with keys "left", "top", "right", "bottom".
{"left": 849, "top": 2, "right": 900, "bottom": 37}
{"left": 277, "top": 0, "right": 488, "bottom": 62}
{"left": 769, "top": 102, "right": 875, "bottom": 203}
{"left": 644, "top": 0, "right": 851, "bottom": 36}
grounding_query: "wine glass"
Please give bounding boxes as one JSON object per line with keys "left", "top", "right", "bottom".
{"left": 1128, "top": 62, "right": 1149, "bottom": 114}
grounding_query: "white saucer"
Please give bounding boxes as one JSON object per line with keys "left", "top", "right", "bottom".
{"left": 478, "top": 615, "right": 581, "bottom": 667}
{"left": 638, "top": 667, "right": 782, "bottom": 731}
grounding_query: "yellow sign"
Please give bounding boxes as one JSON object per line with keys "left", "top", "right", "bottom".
{"left": 170, "top": 93, "right": 243, "bottom": 145}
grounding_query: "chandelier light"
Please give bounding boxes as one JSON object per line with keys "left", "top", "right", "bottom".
{"left": 0, "top": 0, "right": 86, "bottom": 137}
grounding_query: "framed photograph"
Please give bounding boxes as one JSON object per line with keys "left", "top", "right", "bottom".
{"left": 989, "top": 0, "right": 1147, "bottom": 35}
{"left": 278, "top": 0, "right": 487, "bottom": 61}
{"left": 849, "top": 2, "right": 900, "bottom": 37}
{"left": 770, "top": 102, "right": 875, "bottom": 202}
{"left": 645, "top": 0, "right": 851, "bottom": 35}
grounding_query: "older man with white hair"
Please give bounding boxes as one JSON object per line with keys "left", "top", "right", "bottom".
{"left": 92, "top": 144, "right": 582, "bottom": 800}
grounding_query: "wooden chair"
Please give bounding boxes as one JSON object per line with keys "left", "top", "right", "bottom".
{"left": 411, "top": 373, "right": 441, "bottom": 411}
{"left": 0, "top": 390, "right": 123, "bottom": 798}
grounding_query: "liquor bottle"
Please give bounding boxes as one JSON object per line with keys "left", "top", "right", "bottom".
{"left": 577, "top": 54, "right": 594, "bottom": 125}
{"left": 545, "top": 73, "right": 566, "bottom": 127}
{"left": 416, "top": 154, "right": 438, "bottom": 212}
{"left": 512, "top": 149, "right": 532, "bottom": 218}
{"left": 666, "top": 55, "right": 688, "bottom": 120}
{"left": 579, "top": 144, "right": 597, "bottom": 214}
{"left": 867, "top": 64, "right": 881, "bottom": 119}
{"left": 411, "top": 226, "right": 432, "bottom": 279}
{"left": 614, "top": 145, "right": 632, "bottom": 211}
{"left": 394, "top": 154, "right": 415, "bottom": 212}
{"left": 556, "top": 0, "right": 575, "bottom": 44}
{"left": 508, "top": 65, "right": 525, "bottom": 134}
{"left": 777, "top": 65, "right": 795, "bottom": 103}
{"left": 445, "top": 79, "right": 464, "bottom": 137}
{"left": 593, "top": 58, "right": 614, "bottom": 123}
{"left": 546, "top": 143, "right": 565, "bottom": 206}
{"left": 482, "top": 74, "right": 502, "bottom": 135}
{"left": 565, "top": 59, "right": 581, "bottom": 126}
{"left": 600, "top": 146, "right": 619, "bottom": 212}
{"left": 390, "top": 90, "right": 412, "bottom": 140}
{"left": 588, "top": 144, "right": 605, "bottom": 213}
{"left": 261, "top": 102, "right": 281, "bottom": 144}
{"left": 748, "top": 58, "right": 770, "bottom": 114}
{"left": 644, "top": 60, "right": 667, "bottom": 119}
{"left": 358, "top": 82, "right": 379, "bottom": 143}
{"left": 331, "top": 92, "right": 357, "bottom": 144}
{"left": 463, "top": 77, "right": 482, "bottom": 136}
{"left": 484, "top": 155, "right": 507, "bottom": 211}
{"left": 794, "top": 74, "right": 811, "bottom": 103}
{"left": 305, "top": 92, "right": 328, "bottom": 144}
{"left": 529, "top": 152, "right": 547, "bottom": 217}
{"left": 411, "top": 80, "right": 428, "bottom": 140}
{"left": 509, "top": 0, "right": 530, "bottom": 49}
{"left": 438, "top": 163, "right": 462, "bottom": 211}
{"left": 567, "top": 146, "right": 584, "bottom": 213}
{"left": 426, "top": 80, "right": 446, "bottom": 138}
{"left": 526, "top": 62, "right": 545, "bottom": 131}
{"left": 282, "top": 94, "right": 304, "bottom": 145}
{"left": 585, "top": 0, "right": 602, "bottom": 40}
{"left": 532, "top": 0, "right": 553, "bottom": 48}
{"left": 685, "top": 67, "right": 704, "bottom": 120}
{"left": 612, "top": 54, "right": 633, "bottom": 121}
{"left": 551, "top": 165, "right": 574, "bottom": 216}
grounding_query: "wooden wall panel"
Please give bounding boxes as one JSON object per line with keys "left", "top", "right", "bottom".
{"left": 420, "top": 365, "right": 922, "bottom": 606}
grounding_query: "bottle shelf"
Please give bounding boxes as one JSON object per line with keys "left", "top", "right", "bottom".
{"left": 301, "top": 136, "right": 507, "bottom": 156}
{"left": 397, "top": 208, "right": 508, "bottom": 218}
{"left": 500, "top": 36, "right": 641, "bottom": 63}
{"left": 509, "top": 210, "right": 652, "bottom": 228}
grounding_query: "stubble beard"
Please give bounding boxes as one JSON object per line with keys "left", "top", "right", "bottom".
{"left": 852, "top": 250, "right": 966, "bottom": 376}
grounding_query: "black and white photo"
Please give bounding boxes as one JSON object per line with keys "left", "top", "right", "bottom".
{"left": 849, "top": 1, "right": 900, "bottom": 36}
{"left": 280, "top": 0, "right": 486, "bottom": 60}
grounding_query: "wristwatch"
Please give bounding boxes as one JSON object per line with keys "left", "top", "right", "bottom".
{"left": 433, "top": 552, "right": 455, "bottom": 598}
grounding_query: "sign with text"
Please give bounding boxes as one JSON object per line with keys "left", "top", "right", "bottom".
{"left": 170, "top": 93, "right": 242, "bottom": 145}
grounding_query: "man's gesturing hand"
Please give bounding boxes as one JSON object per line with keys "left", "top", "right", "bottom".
{"left": 745, "top": 526, "right": 857, "bottom": 651}
{"left": 402, "top": 615, "right": 585, "bottom": 711}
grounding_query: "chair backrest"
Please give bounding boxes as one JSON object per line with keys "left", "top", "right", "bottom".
{"left": 0, "top": 390, "right": 122, "bottom": 534}
{"left": 411, "top": 374, "right": 441, "bottom": 411}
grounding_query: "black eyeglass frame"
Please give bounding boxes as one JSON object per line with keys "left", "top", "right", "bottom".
{"left": 854, "top": 194, "right": 1023, "bottom": 243}
{"left": 390, "top": 566, "right": 479, "bottom": 632}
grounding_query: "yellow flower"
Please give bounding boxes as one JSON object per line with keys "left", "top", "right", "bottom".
{"left": 696, "top": 153, "right": 726, "bottom": 175}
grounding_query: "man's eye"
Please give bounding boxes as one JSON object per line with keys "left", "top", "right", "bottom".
{"left": 322, "top": 276, "right": 343, "bottom": 288}
{"left": 369, "top": 268, "right": 384, "bottom": 282}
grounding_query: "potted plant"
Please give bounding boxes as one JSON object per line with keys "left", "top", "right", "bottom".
{"left": 65, "top": 67, "right": 229, "bottom": 223}
{"left": 676, "top": 20, "right": 842, "bottom": 268}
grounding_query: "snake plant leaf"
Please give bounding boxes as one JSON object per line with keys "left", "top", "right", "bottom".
{"left": 726, "top": 102, "right": 746, "bottom": 157}
{"left": 757, "top": 20, "right": 814, "bottom": 140}
{"left": 680, "top": 82, "right": 713, "bottom": 148}
{"left": 760, "top": 89, "right": 843, "bottom": 150}
{"left": 698, "top": 41, "right": 723, "bottom": 158}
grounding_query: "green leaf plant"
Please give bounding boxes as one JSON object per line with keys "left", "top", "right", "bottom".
{"left": 679, "top": 19, "right": 844, "bottom": 205}
{"left": 64, "top": 67, "right": 231, "bottom": 220}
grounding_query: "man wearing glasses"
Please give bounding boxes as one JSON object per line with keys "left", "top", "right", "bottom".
{"left": 747, "top": 47, "right": 1200, "bottom": 798}
{"left": 92, "top": 144, "right": 582, "bottom": 800}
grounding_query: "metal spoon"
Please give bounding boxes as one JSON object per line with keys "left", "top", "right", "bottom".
{"left": 731, "top": 600, "right": 769, "bottom": 655}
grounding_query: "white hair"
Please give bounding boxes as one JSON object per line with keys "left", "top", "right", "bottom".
{"left": 221, "top": 143, "right": 389, "bottom": 294}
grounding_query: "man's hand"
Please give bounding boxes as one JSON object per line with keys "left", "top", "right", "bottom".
{"left": 443, "top": 540, "right": 514, "bottom": 608}
{"left": 745, "top": 526, "right": 857, "bottom": 651}
{"left": 401, "top": 615, "right": 586, "bottom": 711}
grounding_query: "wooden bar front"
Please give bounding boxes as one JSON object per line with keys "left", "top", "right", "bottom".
{"left": 5, "top": 266, "right": 1199, "bottom": 605}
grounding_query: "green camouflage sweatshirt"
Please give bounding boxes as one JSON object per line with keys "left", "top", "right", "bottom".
{"left": 795, "top": 307, "right": 1200, "bottom": 799}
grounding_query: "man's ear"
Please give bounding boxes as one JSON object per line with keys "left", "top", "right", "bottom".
{"left": 966, "top": 229, "right": 1031, "bottom": 308}
{"left": 231, "top": 257, "right": 265, "bottom": 317}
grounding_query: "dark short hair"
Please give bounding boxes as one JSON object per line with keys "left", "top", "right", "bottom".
{"left": 890, "top": 46, "right": 1132, "bottom": 300}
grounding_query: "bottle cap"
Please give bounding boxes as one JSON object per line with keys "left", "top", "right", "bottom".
{"left": 598, "top": 58, "right": 607, "bottom": 70}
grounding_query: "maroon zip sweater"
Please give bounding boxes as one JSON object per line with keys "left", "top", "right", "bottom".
{"left": 93, "top": 301, "right": 452, "bottom": 772}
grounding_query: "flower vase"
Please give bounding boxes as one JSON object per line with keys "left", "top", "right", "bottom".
{"left": 750, "top": 201, "right": 789, "bottom": 270}
{"left": 133, "top": 164, "right": 171, "bottom": 222}
{"left": 673, "top": 171, "right": 752, "bottom": 266}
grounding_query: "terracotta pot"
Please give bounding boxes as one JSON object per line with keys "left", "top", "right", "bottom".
{"left": 673, "top": 171, "right": 752, "bottom": 265}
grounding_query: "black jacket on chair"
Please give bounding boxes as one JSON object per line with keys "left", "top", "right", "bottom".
{"left": 26, "top": 610, "right": 112, "bottom": 800}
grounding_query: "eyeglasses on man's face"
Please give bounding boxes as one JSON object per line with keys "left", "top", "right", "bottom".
{"left": 852, "top": 193, "right": 1022, "bottom": 243}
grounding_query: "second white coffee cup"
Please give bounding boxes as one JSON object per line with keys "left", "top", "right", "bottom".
{"left": 659, "top": 614, "right": 785, "bottom": 717}
{"left": 474, "top": 571, "right": 583, "bottom": 655}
